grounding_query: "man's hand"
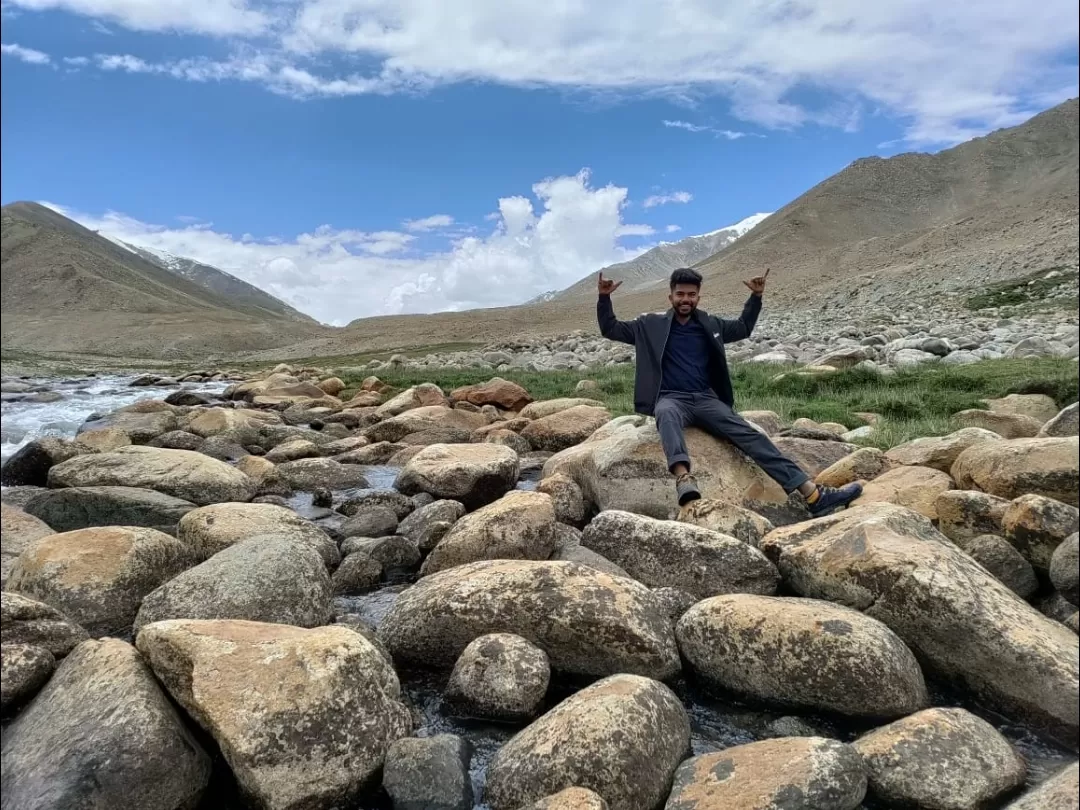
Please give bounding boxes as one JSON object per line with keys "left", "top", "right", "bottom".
{"left": 598, "top": 272, "right": 623, "bottom": 296}
{"left": 743, "top": 268, "right": 770, "bottom": 296}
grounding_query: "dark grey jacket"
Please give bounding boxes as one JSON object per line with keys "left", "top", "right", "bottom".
{"left": 597, "top": 293, "right": 762, "bottom": 415}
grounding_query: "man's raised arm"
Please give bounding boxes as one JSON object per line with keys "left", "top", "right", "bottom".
{"left": 720, "top": 268, "right": 768, "bottom": 343}
{"left": 596, "top": 272, "right": 636, "bottom": 344}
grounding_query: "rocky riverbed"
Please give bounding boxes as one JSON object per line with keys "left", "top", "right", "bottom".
{"left": 1, "top": 365, "right": 1078, "bottom": 810}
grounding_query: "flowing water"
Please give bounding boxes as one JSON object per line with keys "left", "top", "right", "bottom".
{"left": 2, "top": 376, "right": 1075, "bottom": 809}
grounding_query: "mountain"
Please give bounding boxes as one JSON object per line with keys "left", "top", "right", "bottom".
{"left": 1, "top": 201, "right": 326, "bottom": 358}
{"left": 553, "top": 213, "right": 772, "bottom": 299}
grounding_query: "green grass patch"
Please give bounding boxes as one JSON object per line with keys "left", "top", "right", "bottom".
{"left": 341, "top": 357, "right": 1078, "bottom": 449}
{"left": 965, "top": 267, "right": 1077, "bottom": 311}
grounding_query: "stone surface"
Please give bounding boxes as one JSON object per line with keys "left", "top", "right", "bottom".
{"left": 851, "top": 465, "right": 955, "bottom": 519}
{"left": 47, "top": 446, "right": 256, "bottom": 505}
{"left": 422, "top": 490, "right": 558, "bottom": 576}
{"left": 1, "top": 590, "right": 89, "bottom": 657}
{"left": 341, "top": 535, "right": 421, "bottom": 570}
{"left": 935, "top": 490, "right": 1010, "bottom": 543}
{"left": 524, "top": 788, "right": 610, "bottom": 810}
{"left": 520, "top": 398, "right": 606, "bottom": 419}
{"left": 395, "top": 443, "right": 520, "bottom": 510}
{"left": 444, "top": 632, "right": 551, "bottom": 721}
{"left": 380, "top": 560, "right": 680, "bottom": 679}
{"left": 954, "top": 409, "right": 1044, "bottom": 439}
{"left": 1, "top": 501, "right": 54, "bottom": 587}
{"left": 951, "top": 437, "right": 1079, "bottom": 507}
{"left": 274, "top": 457, "right": 371, "bottom": 491}
{"left": 1038, "top": 402, "right": 1080, "bottom": 438}
{"left": 0, "top": 638, "right": 211, "bottom": 810}
{"left": 136, "top": 619, "right": 412, "bottom": 810}
{"left": 885, "top": 428, "right": 1002, "bottom": 473}
{"left": 23, "top": 486, "right": 196, "bottom": 534}
{"left": 772, "top": 438, "right": 858, "bottom": 478}
{"left": 485, "top": 674, "right": 690, "bottom": 810}
{"left": 536, "top": 472, "right": 588, "bottom": 527}
{"left": 581, "top": 510, "right": 778, "bottom": 598}
{"left": 854, "top": 707, "right": 1026, "bottom": 810}
{"left": 1051, "top": 533, "right": 1080, "bottom": 605}
{"left": 450, "top": 377, "right": 533, "bottom": 411}
{"left": 958, "top": 534, "right": 1039, "bottom": 599}
{"left": 760, "top": 504, "right": 1080, "bottom": 750}
{"left": 521, "top": 405, "right": 612, "bottom": 452}
{"left": 1003, "top": 762, "right": 1078, "bottom": 810}
{"left": 398, "top": 499, "right": 466, "bottom": 547}
{"left": 815, "top": 447, "right": 895, "bottom": 488}
{"left": 341, "top": 505, "right": 399, "bottom": 539}
{"left": 550, "top": 543, "right": 630, "bottom": 579}
{"left": 665, "top": 736, "right": 867, "bottom": 810}
{"left": 1, "top": 437, "right": 91, "bottom": 487}
{"left": 1002, "top": 493, "right": 1080, "bottom": 570}
{"left": 676, "top": 499, "right": 774, "bottom": 547}
{"left": 365, "top": 405, "right": 483, "bottom": 443}
{"left": 383, "top": 734, "right": 473, "bottom": 810}
{"left": 332, "top": 552, "right": 383, "bottom": 594}
{"left": 1, "top": 642, "right": 55, "bottom": 713}
{"left": 8, "top": 526, "right": 193, "bottom": 636}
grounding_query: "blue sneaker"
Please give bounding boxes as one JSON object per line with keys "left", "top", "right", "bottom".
{"left": 806, "top": 482, "right": 863, "bottom": 517}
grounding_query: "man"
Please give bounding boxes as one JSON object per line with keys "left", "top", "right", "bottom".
{"left": 597, "top": 266, "right": 863, "bottom": 515}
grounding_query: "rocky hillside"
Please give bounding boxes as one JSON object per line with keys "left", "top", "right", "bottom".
{"left": 1, "top": 202, "right": 327, "bottom": 358}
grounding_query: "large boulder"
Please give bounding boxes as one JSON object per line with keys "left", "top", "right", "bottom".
{"left": 23, "top": 486, "right": 196, "bottom": 534}
{"left": 80, "top": 408, "right": 179, "bottom": 444}
{"left": 951, "top": 437, "right": 1079, "bottom": 506}
{"left": 957, "top": 534, "right": 1039, "bottom": 599}
{"left": 397, "top": 499, "right": 466, "bottom": 551}
{"left": 521, "top": 405, "right": 612, "bottom": 452}
{"left": 815, "top": 447, "right": 895, "bottom": 488}
{"left": 364, "top": 405, "right": 485, "bottom": 444}
{"left": 675, "top": 499, "right": 774, "bottom": 547}
{"left": 48, "top": 446, "right": 256, "bottom": 505}
{"left": 8, "top": 526, "right": 193, "bottom": 636}
{"left": 885, "top": 427, "right": 1001, "bottom": 473}
{"left": 536, "top": 472, "right": 588, "bottom": 527}
{"left": 1004, "top": 762, "right": 1078, "bottom": 810}
{"left": 772, "top": 437, "right": 858, "bottom": 478}
{"left": 374, "top": 384, "right": 448, "bottom": 417}
{"left": 380, "top": 560, "right": 680, "bottom": 679}
{"left": 760, "top": 504, "right": 1080, "bottom": 750}
{"left": 521, "top": 398, "right": 605, "bottom": 419}
{"left": 422, "top": 490, "right": 558, "bottom": 575}
{"left": 543, "top": 417, "right": 791, "bottom": 521}
{"left": 1, "top": 642, "right": 55, "bottom": 712}
{"left": 187, "top": 407, "right": 280, "bottom": 441}
{"left": 853, "top": 707, "right": 1026, "bottom": 810}
{"left": 1, "top": 590, "right": 89, "bottom": 657}
{"left": 665, "top": 736, "right": 867, "bottom": 810}
{"left": 850, "top": 465, "right": 954, "bottom": 519}
{"left": 1001, "top": 493, "right": 1080, "bottom": 570}
{"left": 395, "top": 443, "right": 519, "bottom": 510}
{"left": 484, "top": 674, "right": 689, "bottom": 810}
{"left": 677, "top": 594, "right": 927, "bottom": 718}
{"left": 177, "top": 502, "right": 340, "bottom": 566}
{"left": 274, "top": 457, "right": 370, "bottom": 491}
{"left": 136, "top": 619, "right": 412, "bottom": 810}
{"left": 983, "top": 393, "right": 1062, "bottom": 423}
{"left": 1038, "top": 402, "right": 1079, "bottom": 438}
{"left": 581, "top": 510, "right": 778, "bottom": 598}
{"left": 0, "top": 638, "right": 211, "bottom": 810}
{"left": 444, "top": 632, "right": 550, "bottom": 721}
{"left": 935, "top": 490, "right": 1009, "bottom": 543}
{"left": 450, "top": 377, "right": 533, "bottom": 411}
{"left": 134, "top": 536, "right": 332, "bottom": 632}
{"left": 383, "top": 734, "right": 473, "bottom": 810}
{"left": 953, "top": 409, "right": 1043, "bottom": 439}
{"left": 1, "top": 502, "right": 54, "bottom": 587}
{"left": 524, "top": 788, "right": 609, "bottom": 810}
{"left": 1051, "top": 533, "right": 1080, "bottom": 606}
{"left": 1, "top": 437, "right": 92, "bottom": 487}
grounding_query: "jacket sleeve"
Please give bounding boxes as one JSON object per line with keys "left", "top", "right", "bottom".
{"left": 719, "top": 294, "right": 762, "bottom": 343}
{"left": 597, "top": 294, "right": 637, "bottom": 345}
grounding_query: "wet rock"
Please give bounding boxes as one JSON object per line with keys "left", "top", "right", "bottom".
{"left": 1003, "top": 761, "right": 1078, "bottom": 810}
{"left": 0, "top": 638, "right": 211, "bottom": 810}
{"left": 1, "top": 591, "right": 89, "bottom": 657}
{"left": 177, "top": 502, "right": 340, "bottom": 567}
{"left": 396, "top": 443, "right": 520, "bottom": 510}
{"left": 957, "top": 535, "right": 1039, "bottom": 599}
{"left": 885, "top": 427, "right": 1002, "bottom": 473}
{"left": 665, "top": 736, "right": 866, "bottom": 810}
{"left": 485, "top": 674, "right": 689, "bottom": 810}
{"left": 332, "top": 552, "right": 383, "bottom": 594}
{"left": 136, "top": 619, "right": 412, "bottom": 810}
{"left": 1, "top": 642, "right": 55, "bottom": 713}
{"left": 422, "top": 490, "right": 557, "bottom": 576}
{"left": 1, "top": 502, "right": 54, "bottom": 587}
{"left": 1050, "top": 533, "right": 1080, "bottom": 605}
{"left": 1002, "top": 493, "right": 1080, "bottom": 570}
{"left": 536, "top": 472, "right": 588, "bottom": 527}
{"left": 444, "top": 633, "right": 550, "bottom": 721}
{"left": 342, "top": 505, "right": 399, "bottom": 539}
{"left": 854, "top": 707, "right": 1026, "bottom": 810}
{"left": 815, "top": 446, "right": 895, "bottom": 487}
{"left": 275, "top": 457, "right": 371, "bottom": 491}
{"left": 383, "top": 734, "right": 473, "bottom": 810}
{"left": 581, "top": 510, "right": 778, "bottom": 598}
{"left": 676, "top": 499, "right": 774, "bottom": 547}
{"left": 380, "top": 560, "right": 680, "bottom": 679}
{"left": 935, "top": 490, "right": 1010, "bottom": 543}
{"left": 23, "top": 486, "right": 196, "bottom": 534}
{"left": 952, "top": 436, "right": 1079, "bottom": 506}
{"left": 851, "top": 465, "right": 954, "bottom": 519}
{"left": 1, "top": 437, "right": 91, "bottom": 487}
{"left": 197, "top": 435, "right": 250, "bottom": 462}
{"left": 8, "top": 526, "right": 193, "bottom": 636}
{"left": 1038, "top": 402, "right": 1079, "bottom": 438}
{"left": 677, "top": 594, "right": 927, "bottom": 718}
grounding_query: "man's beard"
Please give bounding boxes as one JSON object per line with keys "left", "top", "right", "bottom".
{"left": 676, "top": 302, "right": 696, "bottom": 314}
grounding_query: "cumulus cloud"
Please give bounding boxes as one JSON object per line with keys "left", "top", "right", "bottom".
{"left": 643, "top": 191, "right": 693, "bottom": 209}
{"left": 4, "top": 0, "right": 267, "bottom": 35}
{"left": 1, "top": 42, "right": 52, "bottom": 64}
{"left": 42, "top": 169, "right": 653, "bottom": 325}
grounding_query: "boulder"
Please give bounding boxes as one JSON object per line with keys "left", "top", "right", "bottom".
{"left": 1, "top": 502, "right": 54, "bottom": 587}
{"left": 8, "top": 526, "right": 193, "bottom": 636}
{"left": 80, "top": 408, "right": 179, "bottom": 444}
{"left": 341, "top": 535, "right": 420, "bottom": 570}
{"left": 177, "top": 502, "right": 340, "bottom": 567}
{"left": 48, "top": 446, "right": 256, "bottom": 505}
{"left": 665, "top": 737, "right": 866, "bottom": 810}
{"left": 383, "top": 734, "right": 473, "bottom": 810}
{"left": 520, "top": 398, "right": 605, "bottom": 419}
{"left": 274, "top": 457, "right": 370, "bottom": 491}
{"left": 0, "top": 638, "right": 211, "bottom": 810}
{"left": 983, "top": 393, "right": 1062, "bottom": 423}
{"left": 851, "top": 465, "right": 954, "bottom": 519}
{"left": 187, "top": 407, "right": 279, "bottom": 441}
{"left": 484, "top": 674, "right": 689, "bottom": 810}
{"left": 536, "top": 472, "right": 588, "bottom": 527}
{"left": 341, "top": 506, "right": 399, "bottom": 539}
{"left": 148, "top": 429, "right": 204, "bottom": 450}
{"left": 1003, "top": 762, "right": 1078, "bottom": 810}
{"left": 854, "top": 707, "right": 1026, "bottom": 810}
{"left": 522, "top": 405, "right": 612, "bottom": 452}
{"left": 951, "top": 437, "right": 1079, "bottom": 506}
{"left": 134, "top": 536, "right": 332, "bottom": 632}
{"left": 450, "top": 377, "right": 533, "bottom": 411}
{"left": 338, "top": 490, "right": 416, "bottom": 520}
{"left": 375, "top": 384, "right": 448, "bottom": 417}
{"left": 380, "top": 560, "right": 680, "bottom": 679}
{"left": 581, "top": 510, "right": 778, "bottom": 598}
{"left": 739, "top": 410, "right": 784, "bottom": 435}
{"left": 957, "top": 535, "right": 1039, "bottom": 599}
{"left": 136, "top": 619, "right": 412, "bottom": 810}
{"left": 524, "top": 788, "right": 609, "bottom": 810}
{"left": 1, "top": 590, "right": 89, "bottom": 657}
{"left": 760, "top": 503, "right": 1080, "bottom": 750}
{"left": 265, "top": 438, "right": 321, "bottom": 463}
{"left": 815, "top": 447, "right": 894, "bottom": 487}
{"left": 395, "top": 443, "right": 519, "bottom": 510}
{"left": 935, "top": 490, "right": 1009, "bottom": 542}
{"left": 444, "top": 633, "right": 550, "bottom": 721}
{"left": 1, "top": 642, "right": 55, "bottom": 713}
{"left": 1, "top": 437, "right": 91, "bottom": 487}
{"left": 772, "top": 438, "right": 858, "bottom": 478}
{"left": 317, "top": 376, "right": 346, "bottom": 396}
{"left": 422, "top": 490, "right": 558, "bottom": 575}
{"left": 365, "top": 405, "right": 484, "bottom": 444}
{"left": 75, "top": 426, "right": 133, "bottom": 452}
{"left": 954, "top": 409, "right": 1043, "bottom": 439}
{"left": 676, "top": 499, "right": 774, "bottom": 547}
{"left": 1050, "top": 533, "right": 1080, "bottom": 606}
{"left": 551, "top": 543, "right": 630, "bottom": 579}
{"left": 885, "top": 428, "right": 1001, "bottom": 473}
{"left": 1002, "top": 493, "right": 1080, "bottom": 570}
{"left": 23, "top": 486, "right": 196, "bottom": 534}
{"left": 332, "top": 552, "right": 383, "bottom": 594}
{"left": 1038, "top": 402, "right": 1080, "bottom": 438}
{"left": 677, "top": 594, "right": 927, "bottom": 717}
{"left": 397, "top": 498, "right": 467, "bottom": 548}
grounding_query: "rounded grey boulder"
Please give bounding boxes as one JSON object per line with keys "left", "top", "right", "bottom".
{"left": 1050, "top": 533, "right": 1080, "bottom": 606}
{"left": 383, "top": 734, "right": 473, "bottom": 810}
{"left": 444, "top": 633, "right": 550, "bottom": 721}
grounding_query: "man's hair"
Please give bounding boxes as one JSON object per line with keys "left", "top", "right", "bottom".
{"left": 669, "top": 267, "right": 703, "bottom": 290}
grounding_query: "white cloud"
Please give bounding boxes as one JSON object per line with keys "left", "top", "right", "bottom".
{"left": 5, "top": 0, "right": 267, "bottom": 35}
{"left": 663, "top": 120, "right": 750, "bottom": 140}
{"left": 403, "top": 214, "right": 454, "bottom": 232}
{"left": 665, "top": 224, "right": 682, "bottom": 233}
{"left": 41, "top": 169, "right": 652, "bottom": 325}
{"left": 63, "top": 55, "right": 90, "bottom": 66}
{"left": 642, "top": 191, "right": 693, "bottom": 209}
{"left": 1, "top": 42, "right": 52, "bottom": 64}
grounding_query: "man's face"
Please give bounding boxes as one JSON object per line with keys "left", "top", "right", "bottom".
{"left": 669, "top": 283, "right": 700, "bottom": 316}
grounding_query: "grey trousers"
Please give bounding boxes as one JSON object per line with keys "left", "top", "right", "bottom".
{"left": 654, "top": 391, "right": 810, "bottom": 493}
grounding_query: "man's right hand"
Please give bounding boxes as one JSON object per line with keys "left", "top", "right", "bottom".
{"left": 598, "top": 272, "right": 622, "bottom": 296}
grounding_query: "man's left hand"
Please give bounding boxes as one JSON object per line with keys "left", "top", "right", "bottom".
{"left": 743, "top": 268, "right": 770, "bottom": 296}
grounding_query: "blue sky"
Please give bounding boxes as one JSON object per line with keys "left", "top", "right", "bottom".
{"left": 2, "top": 1, "right": 1077, "bottom": 324}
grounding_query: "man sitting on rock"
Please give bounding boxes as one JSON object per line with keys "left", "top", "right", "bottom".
{"left": 596, "top": 266, "right": 863, "bottom": 514}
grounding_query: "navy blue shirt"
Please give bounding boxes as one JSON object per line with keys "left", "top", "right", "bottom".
{"left": 660, "top": 317, "right": 712, "bottom": 394}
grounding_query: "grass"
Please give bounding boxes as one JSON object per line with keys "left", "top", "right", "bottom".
{"left": 339, "top": 357, "right": 1079, "bottom": 450}
{"left": 965, "top": 267, "right": 1078, "bottom": 312}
